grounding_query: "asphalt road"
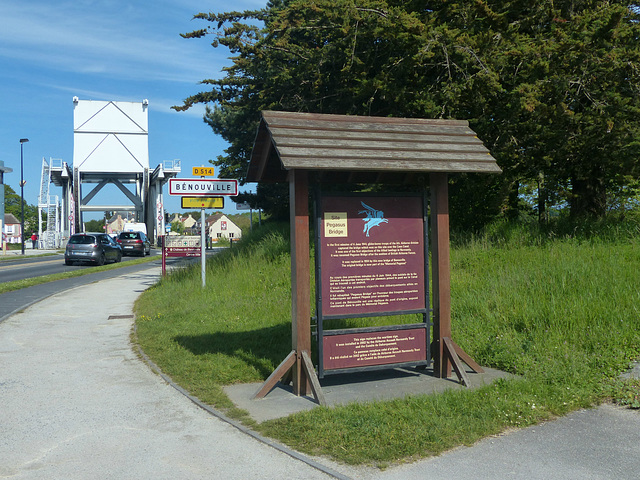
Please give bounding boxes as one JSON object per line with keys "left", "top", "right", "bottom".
{"left": 0, "top": 249, "right": 222, "bottom": 323}
{"left": 0, "top": 251, "right": 158, "bottom": 284}
{"left": 0, "top": 258, "right": 166, "bottom": 323}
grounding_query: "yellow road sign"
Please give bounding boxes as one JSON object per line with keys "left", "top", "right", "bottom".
{"left": 181, "top": 196, "right": 224, "bottom": 209}
{"left": 192, "top": 166, "right": 215, "bottom": 176}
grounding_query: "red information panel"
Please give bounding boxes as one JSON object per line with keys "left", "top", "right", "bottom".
{"left": 320, "top": 195, "right": 425, "bottom": 317}
{"left": 163, "top": 235, "right": 200, "bottom": 257}
{"left": 323, "top": 328, "right": 427, "bottom": 370}
{"left": 166, "top": 247, "right": 200, "bottom": 257}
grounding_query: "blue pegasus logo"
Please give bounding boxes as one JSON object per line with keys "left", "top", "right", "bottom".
{"left": 358, "top": 202, "right": 388, "bottom": 237}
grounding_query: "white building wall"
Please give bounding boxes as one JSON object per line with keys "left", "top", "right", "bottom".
{"left": 208, "top": 215, "right": 242, "bottom": 241}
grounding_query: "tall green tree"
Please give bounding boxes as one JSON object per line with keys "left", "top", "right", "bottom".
{"left": 3, "top": 184, "right": 38, "bottom": 233}
{"left": 175, "top": 0, "right": 640, "bottom": 223}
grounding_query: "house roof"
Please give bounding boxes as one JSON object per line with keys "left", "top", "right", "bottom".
{"left": 4, "top": 213, "right": 19, "bottom": 224}
{"left": 107, "top": 212, "right": 132, "bottom": 223}
{"left": 248, "top": 111, "right": 501, "bottom": 184}
{"left": 206, "top": 212, "right": 225, "bottom": 226}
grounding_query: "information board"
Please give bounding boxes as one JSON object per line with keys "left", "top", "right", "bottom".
{"left": 323, "top": 328, "right": 426, "bottom": 370}
{"left": 316, "top": 193, "right": 430, "bottom": 376}
{"left": 319, "top": 195, "right": 426, "bottom": 317}
{"left": 164, "top": 235, "right": 201, "bottom": 257}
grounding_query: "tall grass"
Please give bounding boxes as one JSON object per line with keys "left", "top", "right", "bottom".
{"left": 134, "top": 218, "right": 640, "bottom": 466}
{"left": 452, "top": 241, "right": 640, "bottom": 383}
{"left": 452, "top": 211, "right": 640, "bottom": 248}
{"left": 134, "top": 223, "right": 293, "bottom": 422}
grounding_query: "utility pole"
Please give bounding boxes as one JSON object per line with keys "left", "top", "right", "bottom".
{"left": 19, "top": 138, "right": 29, "bottom": 255}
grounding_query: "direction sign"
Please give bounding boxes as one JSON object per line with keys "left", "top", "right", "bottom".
{"left": 163, "top": 235, "right": 201, "bottom": 258}
{"left": 169, "top": 178, "right": 238, "bottom": 196}
{"left": 181, "top": 196, "right": 224, "bottom": 209}
{"left": 193, "top": 166, "right": 215, "bottom": 176}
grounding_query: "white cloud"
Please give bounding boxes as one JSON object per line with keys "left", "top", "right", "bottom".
{"left": 0, "top": 1, "right": 235, "bottom": 84}
{"left": 39, "top": 83, "right": 208, "bottom": 118}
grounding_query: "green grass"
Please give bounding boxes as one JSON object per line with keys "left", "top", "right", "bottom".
{"left": 133, "top": 219, "right": 640, "bottom": 467}
{"left": 0, "top": 254, "right": 158, "bottom": 294}
{"left": 134, "top": 225, "right": 292, "bottom": 425}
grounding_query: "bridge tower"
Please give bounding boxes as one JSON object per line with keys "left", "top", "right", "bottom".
{"left": 71, "top": 97, "right": 179, "bottom": 242}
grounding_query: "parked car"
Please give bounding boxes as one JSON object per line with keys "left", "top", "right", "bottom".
{"left": 65, "top": 233, "right": 122, "bottom": 266}
{"left": 117, "top": 231, "right": 151, "bottom": 256}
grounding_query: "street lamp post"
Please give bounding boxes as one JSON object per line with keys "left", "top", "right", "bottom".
{"left": 19, "top": 138, "right": 29, "bottom": 255}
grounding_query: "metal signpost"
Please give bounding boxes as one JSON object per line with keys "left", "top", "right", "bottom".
{"left": 161, "top": 235, "right": 201, "bottom": 276}
{"left": 235, "top": 202, "right": 255, "bottom": 232}
{"left": 168, "top": 174, "right": 237, "bottom": 287}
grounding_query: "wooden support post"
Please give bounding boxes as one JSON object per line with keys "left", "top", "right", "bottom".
{"left": 430, "top": 174, "right": 483, "bottom": 384}
{"left": 290, "top": 169, "right": 312, "bottom": 396}
{"left": 430, "top": 173, "right": 452, "bottom": 378}
{"left": 254, "top": 169, "right": 325, "bottom": 404}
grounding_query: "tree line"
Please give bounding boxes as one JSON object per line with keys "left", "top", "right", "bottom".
{"left": 174, "top": 0, "right": 640, "bottom": 230}
{"left": 3, "top": 185, "right": 38, "bottom": 234}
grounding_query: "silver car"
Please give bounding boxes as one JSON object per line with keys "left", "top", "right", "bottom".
{"left": 65, "top": 233, "right": 123, "bottom": 266}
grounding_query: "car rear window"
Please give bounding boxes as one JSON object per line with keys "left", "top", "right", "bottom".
{"left": 69, "top": 235, "right": 96, "bottom": 245}
{"left": 120, "top": 232, "right": 140, "bottom": 239}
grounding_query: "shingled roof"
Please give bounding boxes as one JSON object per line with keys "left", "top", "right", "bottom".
{"left": 248, "top": 111, "right": 501, "bottom": 184}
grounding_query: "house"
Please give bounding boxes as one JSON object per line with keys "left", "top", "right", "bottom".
{"left": 3, "top": 213, "right": 21, "bottom": 243}
{"left": 181, "top": 214, "right": 198, "bottom": 234}
{"left": 106, "top": 213, "right": 134, "bottom": 234}
{"left": 207, "top": 213, "right": 242, "bottom": 243}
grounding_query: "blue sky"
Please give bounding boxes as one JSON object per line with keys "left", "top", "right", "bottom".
{"left": 0, "top": 0, "right": 265, "bottom": 219}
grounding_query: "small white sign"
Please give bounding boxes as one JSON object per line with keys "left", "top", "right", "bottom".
{"left": 165, "top": 235, "right": 201, "bottom": 248}
{"left": 324, "top": 212, "right": 348, "bottom": 237}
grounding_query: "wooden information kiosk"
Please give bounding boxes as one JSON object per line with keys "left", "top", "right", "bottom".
{"left": 248, "top": 111, "right": 501, "bottom": 403}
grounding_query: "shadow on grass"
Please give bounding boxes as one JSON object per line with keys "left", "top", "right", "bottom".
{"left": 174, "top": 324, "right": 291, "bottom": 380}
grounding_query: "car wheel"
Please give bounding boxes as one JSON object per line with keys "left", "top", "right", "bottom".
{"left": 96, "top": 253, "right": 105, "bottom": 266}
{"left": 65, "top": 259, "right": 73, "bottom": 266}
{"left": 116, "top": 251, "right": 122, "bottom": 263}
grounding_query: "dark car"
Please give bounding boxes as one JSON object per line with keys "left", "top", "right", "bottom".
{"left": 65, "top": 233, "right": 123, "bottom": 266}
{"left": 117, "top": 231, "right": 151, "bottom": 256}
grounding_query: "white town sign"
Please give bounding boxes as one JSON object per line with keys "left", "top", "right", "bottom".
{"left": 168, "top": 178, "right": 238, "bottom": 196}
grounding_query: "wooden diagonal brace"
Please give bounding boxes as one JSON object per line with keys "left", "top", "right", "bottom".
{"left": 450, "top": 338, "right": 484, "bottom": 373}
{"left": 253, "top": 350, "right": 297, "bottom": 399}
{"left": 301, "top": 350, "right": 326, "bottom": 406}
{"left": 442, "top": 337, "right": 471, "bottom": 387}
{"left": 253, "top": 349, "right": 326, "bottom": 406}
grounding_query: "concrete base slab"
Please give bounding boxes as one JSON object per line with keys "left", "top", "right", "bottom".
{"left": 621, "top": 360, "right": 640, "bottom": 380}
{"left": 224, "top": 365, "right": 514, "bottom": 423}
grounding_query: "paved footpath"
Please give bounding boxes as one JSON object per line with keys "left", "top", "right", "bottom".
{"left": 1, "top": 266, "right": 639, "bottom": 479}
{"left": 0, "top": 268, "right": 344, "bottom": 480}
